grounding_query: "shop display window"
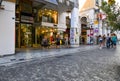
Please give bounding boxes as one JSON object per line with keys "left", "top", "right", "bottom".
{"left": 38, "top": 9, "right": 58, "bottom": 24}
{"left": 35, "top": 27, "right": 58, "bottom": 46}
{"left": 20, "top": 24, "right": 33, "bottom": 47}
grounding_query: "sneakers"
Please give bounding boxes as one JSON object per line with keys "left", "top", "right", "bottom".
{"left": 99, "top": 47, "right": 102, "bottom": 49}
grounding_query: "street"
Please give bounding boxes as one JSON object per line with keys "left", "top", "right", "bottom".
{"left": 0, "top": 46, "right": 120, "bottom": 81}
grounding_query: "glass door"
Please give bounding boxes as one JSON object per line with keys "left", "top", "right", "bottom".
{"left": 20, "top": 23, "right": 33, "bottom": 48}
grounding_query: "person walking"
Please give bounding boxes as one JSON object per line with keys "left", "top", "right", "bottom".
{"left": 41, "top": 36, "right": 49, "bottom": 49}
{"left": 56, "top": 34, "right": 61, "bottom": 48}
{"left": 106, "top": 33, "right": 111, "bottom": 48}
{"left": 90, "top": 36, "right": 94, "bottom": 45}
{"left": 65, "top": 35, "right": 69, "bottom": 48}
{"left": 102, "top": 34, "right": 106, "bottom": 47}
{"left": 111, "top": 33, "right": 117, "bottom": 48}
{"left": 98, "top": 35, "right": 103, "bottom": 49}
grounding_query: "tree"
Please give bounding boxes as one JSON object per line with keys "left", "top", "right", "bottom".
{"left": 100, "top": 0, "right": 120, "bottom": 31}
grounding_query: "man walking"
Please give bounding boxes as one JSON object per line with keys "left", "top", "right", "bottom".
{"left": 106, "top": 33, "right": 111, "bottom": 48}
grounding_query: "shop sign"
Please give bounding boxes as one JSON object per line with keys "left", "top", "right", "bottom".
{"left": 94, "top": 20, "right": 98, "bottom": 25}
{"left": 41, "top": 22, "right": 57, "bottom": 27}
{"left": 94, "top": 28, "right": 99, "bottom": 33}
{"left": 21, "top": 15, "right": 34, "bottom": 23}
{"left": 26, "top": 32, "right": 32, "bottom": 34}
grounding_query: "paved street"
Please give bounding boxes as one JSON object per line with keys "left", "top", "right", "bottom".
{"left": 0, "top": 45, "right": 120, "bottom": 81}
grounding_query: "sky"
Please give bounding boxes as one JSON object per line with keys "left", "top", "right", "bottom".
{"left": 114, "top": 0, "right": 120, "bottom": 5}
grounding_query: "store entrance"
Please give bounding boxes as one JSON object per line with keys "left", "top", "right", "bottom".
{"left": 20, "top": 23, "right": 33, "bottom": 48}
{"left": 81, "top": 24, "right": 87, "bottom": 44}
{"left": 35, "top": 26, "right": 57, "bottom": 47}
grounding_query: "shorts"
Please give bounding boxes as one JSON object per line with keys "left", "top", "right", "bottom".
{"left": 113, "top": 41, "right": 116, "bottom": 45}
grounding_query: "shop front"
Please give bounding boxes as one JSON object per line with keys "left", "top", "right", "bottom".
{"left": 80, "top": 17, "right": 88, "bottom": 44}
{"left": 81, "top": 25, "right": 87, "bottom": 44}
{"left": 15, "top": 0, "right": 59, "bottom": 48}
{"left": 15, "top": 0, "right": 34, "bottom": 48}
{"left": 34, "top": 26, "right": 58, "bottom": 47}
{"left": 15, "top": 0, "right": 73, "bottom": 48}
{"left": 33, "top": 8, "right": 58, "bottom": 47}
{"left": 20, "top": 23, "right": 33, "bottom": 48}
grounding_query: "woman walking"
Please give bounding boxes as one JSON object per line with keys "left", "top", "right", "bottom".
{"left": 111, "top": 33, "right": 117, "bottom": 48}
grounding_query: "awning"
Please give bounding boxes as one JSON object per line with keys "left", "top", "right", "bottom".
{"left": 44, "top": 0, "right": 58, "bottom": 5}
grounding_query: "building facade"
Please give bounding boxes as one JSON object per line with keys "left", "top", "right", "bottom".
{"left": 0, "top": 0, "right": 80, "bottom": 55}
{"left": 79, "top": 0, "right": 107, "bottom": 44}
{"left": 0, "top": 0, "right": 15, "bottom": 55}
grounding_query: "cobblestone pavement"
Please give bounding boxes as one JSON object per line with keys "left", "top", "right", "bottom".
{"left": 0, "top": 45, "right": 97, "bottom": 66}
{"left": 0, "top": 45, "right": 120, "bottom": 81}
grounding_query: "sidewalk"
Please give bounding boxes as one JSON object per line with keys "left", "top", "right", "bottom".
{"left": 0, "top": 45, "right": 98, "bottom": 66}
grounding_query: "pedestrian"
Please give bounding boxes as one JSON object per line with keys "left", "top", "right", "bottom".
{"left": 41, "top": 36, "right": 49, "bottom": 49}
{"left": 65, "top": 35, "right": 69, "bottom": 48}
{"left": 82, "top": 37, "right": 85, "bottom": 44}
{"left": 56, "top": 34, "right": 61, "bottom": 48}
{"left": 102, "top": 34, "right": 106, "bottom": 47}
{"left": 90, "top": 36, "right": 94, "bottom": 45}
{"left": 110, "top": 33, "right": 113, "bottom": 48}
{"left": 106, "top": 33, "right": 111, "bottom": 48}
{"left": 98, "top": 35, "right": 103, "bottom": 49}
{"left": 111, "top": 33, "right": 117, "bottom": 48}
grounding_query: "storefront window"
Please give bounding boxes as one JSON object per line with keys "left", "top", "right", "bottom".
{"left": 38, "top": 9, "right": 58, "bottom": 24}
{"left": 35, "top": 27, "right": 57, "bottom": 45}
{"left": 20, "top": 23, "right": 33, "bottom": 47}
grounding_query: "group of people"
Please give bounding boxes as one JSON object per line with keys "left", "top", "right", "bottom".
{"left": 41, "top": 34, "right": 69, "bottom": 48}
{"left": 98, "top": 33, "right": 118, "bottom": 49}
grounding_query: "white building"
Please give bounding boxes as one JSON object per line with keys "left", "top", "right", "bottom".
{"left": 0, "top": 0, "right": 15, "bottom": 56}
{"left": 79, "top": 0, "right": 107, "bottom": 44}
